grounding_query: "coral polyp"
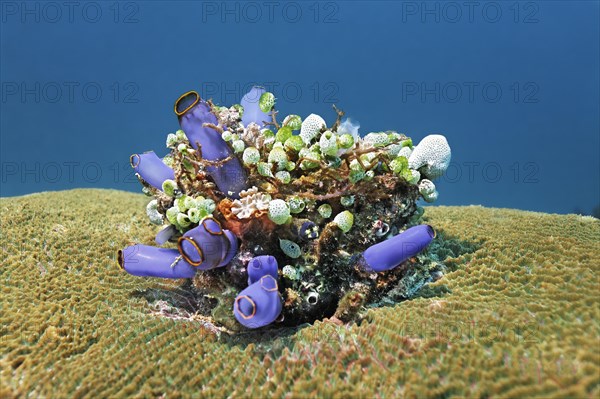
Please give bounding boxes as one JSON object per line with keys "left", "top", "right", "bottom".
{"left": 120, "top": 86, "right": 452, "bottom": 330}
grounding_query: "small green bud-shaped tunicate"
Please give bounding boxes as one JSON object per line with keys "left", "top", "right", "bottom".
{"left": 166, "top": 207, "right": 179, "bottom": 225}
{"left": 232, "top": 139, "right": 245, "bottom": 153}
{"left": 275, "top": 170, "right": 291, "bottom": 184}
{"left": 232, "top": 103, "right": 243, "bottom": 117}
{"left": 162, "top": 179, "right": 178, "bottom": 197}
{"left": 268, "top": 199, "right": 291, "bottom": 225}
{"left": 275, "top": 126, "right": 293, "bottom": 143}
{"left": 287, "top": 196, "right": 305, "bottom": 214}
{"left": 283, "top": 114, "right": 302, "bottom": 130}
{"left": 259, "top": 92, "right": 275, "bottom": 112}
{"left": 364, "top": 170, "right": 375, "bottom": 181}
{"left": 184, "top": 195, "right": 197, "bottom": 210}
{"left": 349, "top": 169, "right": 365, "bottom": 184}
{"left": 364, "top": 132, "right": 390, "bottom": 148}
{"left": 317, "top": 204, "right": 332, "bottom": 218}
{"left": 243, "top": 147, "right": 260, "bottom": 165}
{"left": 177, "top": 143, "right": 188, "bottom": 153}
{"left": 177, "top": 213, "right": 191, "bottom": 228}
{"left": 221, "top": 130, "right": 233, "bottom": 142}
{"left": 327, "top": 157, "right": 342, "bottom": 169}
{"left": 390, "top": 156, "right": 409, "bottom": 175}
{"left": 298, "top": 148, "right": 321, "bottom": 170}
{"left": 319, "top": 130, "right": 339, "bottom": 157}
{"left": 398, "top": 146, "right": 412, "bottom": 159}
{"left": 401, "top": 138, "right": 413, "bottom": 148}
{"left": 162, "top": 155, "right": 174, "bottom": 168}
{"left": 340, "top": 195, "right": 355, "bottom": 207}
{"left": 188, "top": 207, "right": 208, "bottom": 223}
{"left": 202, "top": 199, "right": 216, "bottom": 213}
{"left": 282, "top": 265, "right": 299, "bottom": 280}
{"left": 146, "top": 200, "right": 163, "bottom": 225}
{"left": 339, "top": 133, "right": 354, "bottom": 149}
{"left": 268, "top": 147, "right": 288, "bottom": 171}
{"left": 175, "top": 196, "right": 189, "bottom": 212}
{"left": 175, "top": 129, "right": 186, "bottom": 141}
{"left": 279, "top": 239, "right": 301, "bottom": 259}
{"left": 166, "top": 133, "right": 178, "bottom": 148}
{"left": 284, "top": 135, "right": 304, "bottom": 152}
{"left": 286, "top": 161, "right": 296, "bottom": 171}
{"left": 333, "top": 210, "right": 354, "bottom": 233}
{"left": 359, "top": 152, "right": 377, "bottom": 165}
{"left": 257, "top": 162, "right": 274, "bottom": 178}
{"left": 409, "top": 169, "right": 421, "bottom": 184}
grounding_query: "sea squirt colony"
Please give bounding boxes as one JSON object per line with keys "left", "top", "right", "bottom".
{"left": 118, "top": 87, "right": 451, "bottom": 330}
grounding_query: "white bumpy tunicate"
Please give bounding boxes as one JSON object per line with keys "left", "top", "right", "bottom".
{"left": 408, "top": 134, "right": 451, "bottom": 180}
{"left": 419, "top": 179, "right": 439, "bottom": 203}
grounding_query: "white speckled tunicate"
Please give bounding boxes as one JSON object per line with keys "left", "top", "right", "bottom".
{"left": 300, "top": 114, "right": 326, "bottom": 144}
{"left": 268, "top": 199, "right": 291, "bottom": 225}
{"left": 279, "top": 239, "right": 301, "bottom": 258}
{"left": 408, "top": 134, "right": 451, "bottom": 180}
{"left": 419, "top": 179, "right": 439, "bottom": 203}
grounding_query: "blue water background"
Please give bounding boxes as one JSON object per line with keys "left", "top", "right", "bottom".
{"left": 1, "top": 0, "right": 598, "bottom": 214}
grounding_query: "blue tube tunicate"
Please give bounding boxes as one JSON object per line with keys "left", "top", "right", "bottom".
{"left": 130, "top": 151, "right": 175, "bottom": 191}
{"left": 240, "top": 86, "right": 272, "bottom": 128}
{"left": 362, "top": 225, "right": 435, "bottom": 273}
{"left": 247, "top": 255, "right": 278, "bottom": 285}
{"left": 119, "top": 244, "right": 196, "bottom": 279}
{"left": 175, "top": 90, "right": 247, "bottom": 198}
{"left": 233, "top": 275, "right": 282, "bottom": 329}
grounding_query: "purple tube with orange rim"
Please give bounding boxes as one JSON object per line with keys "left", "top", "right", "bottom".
{"left": 177, "top": 217, "right": 238, "bottom": 270}
{"left": 118, "top": 244, "right": 196, "bottom": 279}
{"left": 233, "top": 275, "right": 282, "bottom": 329}
{"left": 130, "top": 151, "right": 175, "bottom": 190}
{"left": 175, "top": 90, "right": 247, "bottom": 198}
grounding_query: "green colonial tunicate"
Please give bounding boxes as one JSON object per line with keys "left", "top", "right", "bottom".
{"left": 268, "top": 147, "right": 288, "bottom": 171}
{"left": 257, "top": 162, "right": 274, "bottom": 178}
{"left": 177, "top": 213, "right": 191, "bottom": 228}
{"left": 175, "top": 129, "right": 186, "bottom": 141}
{"left": 146, "top": 200, "right": 163, "bottom": 225}
{"left": 166, "top": 206, "right": 179, "bottom": 225}
{"left": 284, "top": 135, "right": 304, "bottom": 152}
{"left": 339, "top": 133, "right": 354, "bottom": 149}
{"left": 268, "top": 199, "right": 291, "bottom": 225}
{"left": 283, "top": 115, "right": 302, "bottom": 130}
{"left": 390, "top": 156, "right": 409, "bottom": 175}
{"left": 286, "top": 161, "right": 296, "bottom": 171}
{"left": 166, "top": 133, "right": 178, "bottom": 148}
{"left": 177, "top": 143, "right": 188, "bottom": 153}
{"left": 333, "top": 210, "right": 354, "bottom": 233}
{"left": 200, "top": 198, "right": 216, "bottom": 213}
{"left": 279, "top": 239, "right": 301, "bottom": 258}
{"left": 259, "top": 92, "right": 275, "bottom": 113}
{"left": 409, "top": 169, "right": 421, "bottom": 184}
{"left": 275, "top": 171, "right": 291, "bottom": 184}
{"left": 188, "top": 207, "right": 208, "bottom": 224}
{"left": 162, "top": 179, "right": 178, "bottom": 197}
{"left": 340, "top": 195, "right": 355, "bottom": 207}
{"left": 243, "top": 147, "right": 260, "bottom": 165}
{"left": 364, "top": 132, "right": 390, "bottom": 148}
{"left": 327, "top": 157, "right": 342, "bottom": 169}
{"left": 299, "top": 148, "right": 321, "bottom": 170}
{"left": 276, "top": 126, "right": 293, "bottom": 143}
{"left": 232, "top": 139, "right": 245, "bottom": 153}
{"left": 318, "top": 204, "right": 332, "bottom": 218}
{"left": 364, "top": 170, "right": 375, "bottom": 181}
{"left": 282, "top": 265, "right": 299, "bottom": 280}
{"left": 162, "top": 155, "right": 174, "bottom": 168}
{"left": 232, "top": 103, "right": 243, "bottom": 116}
{"left": 221, "top": 131, "right": 233, "bottom": 142}
{"left": 349, "top": 169, "right": 365, "bottom": 184}
{"left": 287, "top": 196, "right": 306, "bottom": 214}
{"left": 319, "top": 130, "right": 338, "bottom": 157}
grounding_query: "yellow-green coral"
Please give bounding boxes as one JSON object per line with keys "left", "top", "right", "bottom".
{"left": 1, "top": 190, "right": 598, "bottom": 398}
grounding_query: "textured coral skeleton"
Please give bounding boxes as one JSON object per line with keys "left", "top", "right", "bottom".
{"left": 118, "top": 86, "right": 452, "bottom": 330}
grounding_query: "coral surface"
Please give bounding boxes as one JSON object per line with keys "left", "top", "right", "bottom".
{"left": 1, "top": 189, "right": 598, "bottom": 397}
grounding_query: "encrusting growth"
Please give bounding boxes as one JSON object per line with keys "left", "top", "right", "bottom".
{"left": 120, "top": 86, "right": 452, "bottom": 330}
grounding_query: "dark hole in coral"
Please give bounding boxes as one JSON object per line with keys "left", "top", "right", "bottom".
{"left": 117, "top": 250, "right": 124, "bottom": 270}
